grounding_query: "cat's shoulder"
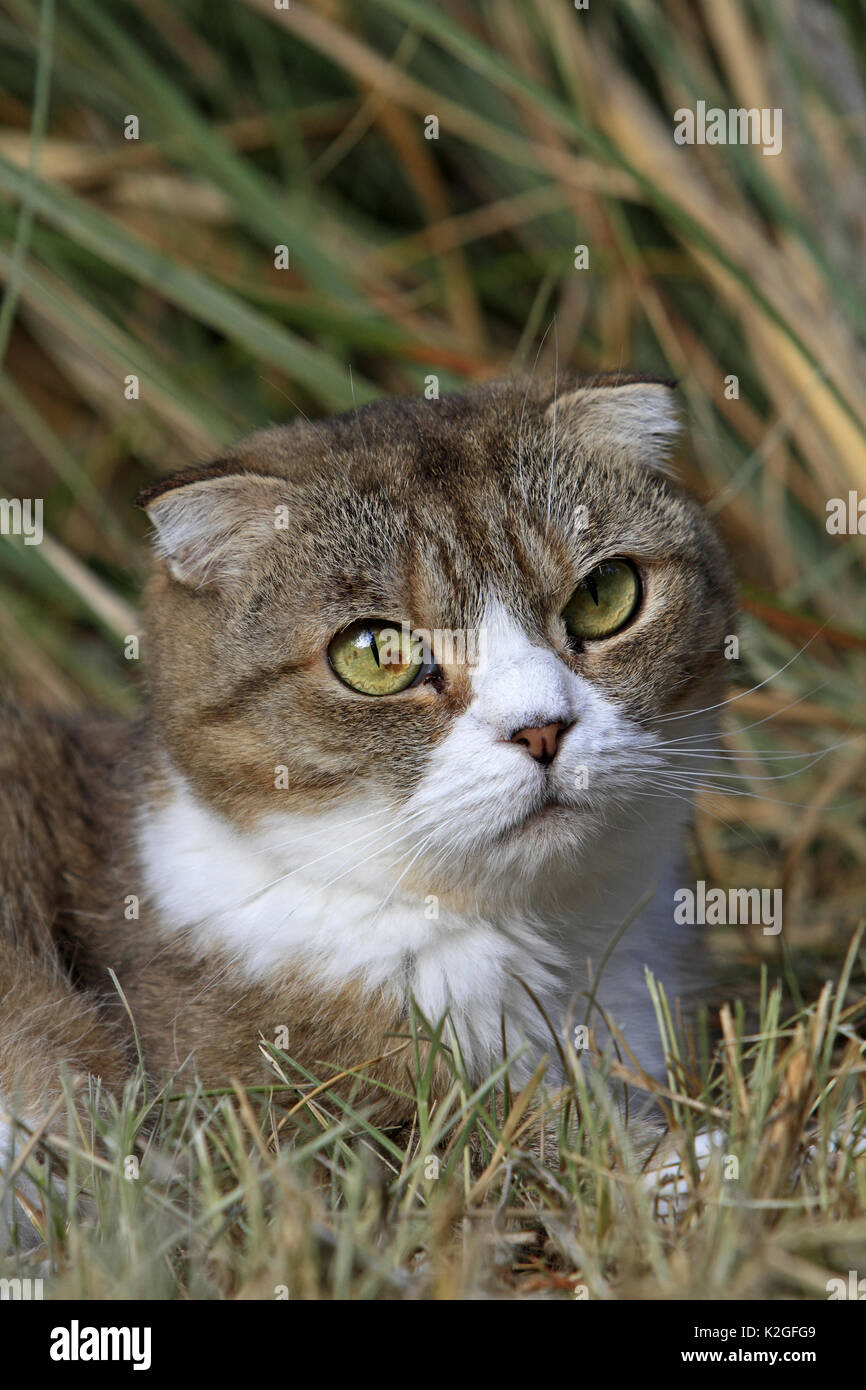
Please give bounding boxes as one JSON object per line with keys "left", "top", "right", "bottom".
{"left": 0, "top": 696, "right": 138, "bottom": 853}
{"left": 0, "top": 697, "right": 139, "bottom": 948}
{"left": 0, "top": 695, "right": 131, "bottom": 777}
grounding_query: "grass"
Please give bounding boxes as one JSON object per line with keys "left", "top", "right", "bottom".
{"left": 0, "top": 0, "right": 864, "bottom": 1298}
{"left": 3, "top": 939, "right": 866, "bottom": 1300}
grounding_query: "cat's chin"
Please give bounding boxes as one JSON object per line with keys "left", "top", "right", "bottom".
{"left": 483, "top": 796, "right": 594, "bottom": 868}
{"left": 399, "top": 797, "right": 593, "bottom": 903}
{"left": 505, "top": 800, "right": 576, "bottom": 835}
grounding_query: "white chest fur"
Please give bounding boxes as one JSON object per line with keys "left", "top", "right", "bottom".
{"left": 138, "top": 769, "right": 690, "bottom": 1082}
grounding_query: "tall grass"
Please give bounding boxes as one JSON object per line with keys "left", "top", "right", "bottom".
{"left": 3, "top": 955, "right": 866, "bottom": 1300}
{"left": 0, "top": 0, "right": 864, "bottom": 1297}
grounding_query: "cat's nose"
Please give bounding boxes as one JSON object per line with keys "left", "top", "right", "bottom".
{"left": 509, "top": 721, "right": 570, "bottom": 765}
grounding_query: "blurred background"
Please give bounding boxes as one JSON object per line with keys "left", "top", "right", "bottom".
{"left": 0, "top": 0, "right": 864, "bottom": 993}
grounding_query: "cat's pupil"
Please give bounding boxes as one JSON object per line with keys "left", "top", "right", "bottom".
{"left": 562, "top": 559, "right": 640, "bottom": 641}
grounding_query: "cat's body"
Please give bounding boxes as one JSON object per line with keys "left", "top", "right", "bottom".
{"left": 0, "top": 373, "right": 736, "bottom": 1154}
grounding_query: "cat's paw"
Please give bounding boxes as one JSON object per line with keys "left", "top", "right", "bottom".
{"left": 641, "top": 1128, "right": 726, "bottom": 1217}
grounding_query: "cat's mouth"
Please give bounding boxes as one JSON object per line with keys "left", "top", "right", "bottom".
{"left": 523, "top": 800, "right": 568, "bottom": 826}
{"left": 496, "top": 793, "right": 585, "bottom": 842}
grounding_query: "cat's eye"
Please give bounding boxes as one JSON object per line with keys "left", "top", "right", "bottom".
{"left": 562, "top": 559, "right": 640, "bottom": 641}
{"left": 328, "top": 620, "right": 424, "bottom": 696}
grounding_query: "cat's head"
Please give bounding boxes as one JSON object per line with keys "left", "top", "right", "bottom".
{"left": 139, "top": 374, "right": 736, "bottom": 905}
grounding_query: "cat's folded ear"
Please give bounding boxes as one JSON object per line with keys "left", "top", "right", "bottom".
{"left": 547, "top": 377, "right": 681, "bottom": 475}
{"left": 137, "top": 466, "right": 286, "bottom": 588}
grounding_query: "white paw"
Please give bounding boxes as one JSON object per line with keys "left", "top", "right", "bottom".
{"left": 641, "top": 1128, "right": 726, "bottom": 1216}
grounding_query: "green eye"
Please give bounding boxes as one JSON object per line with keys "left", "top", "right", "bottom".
{"left": 562, "top": 560, "right": 640, "bottom": 641}
{"left": 328, "top": 620, "right": 423, "bottom": 695}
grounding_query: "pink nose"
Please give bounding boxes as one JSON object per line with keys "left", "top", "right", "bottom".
{"left": 509, "top": 722, "right": 568, "bottom": 765}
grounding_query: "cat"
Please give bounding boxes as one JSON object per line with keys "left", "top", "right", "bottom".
{"left": 0, "top": 371, "right": 736, "bottom": 1199}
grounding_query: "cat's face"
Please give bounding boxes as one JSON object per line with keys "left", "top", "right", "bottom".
{"left": 140, "top": 374, "right": 736, "bottom": 905}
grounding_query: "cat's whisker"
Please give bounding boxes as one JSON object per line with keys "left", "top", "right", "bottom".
{"left": 546, "top": 315, "right": 559, "bottom": 529}
{"left": 246, "top": 804, "right": 396, "bottom": 857}
{"left": 651, "top": 683, "right": 831, "bottom": 746}
{"left": 346, "top": 366, "right": 409, "bottom": 548}
{"left": 630, "top": 782, "right": 769, "bottom": 852}
{"left": 651, "top": 746, "right": 839, "bottom": 782}
{"left": 646, "top": 743, "right": 845, "bottom": 761}
{"left": 258, "top": 378, "right": 347, "bottom": 477}
{"left": 648, "top": 630, "right": 827, "bottom": 726}
{"left": 647, "top": 773, "right": 848, "bottom": 810}
{"left": 348, "top": 365, "right": 372, "bottom": 462}
{"left": 251, "top": 807, "right": 431, "bottom": 899}
{"left": 366, "top": 826, "right": 449, "bottom": 930}
{"left": 278, "top": 815, "right": 439, "bottom": 920}
{"left": 134, "top": 808, "right": 428, "bottom": 978}
{"left": 516, "top": 316, "right": 555, "bottom": 513}
{"left": 167, "top": 814, "right": 447, "bottom": 1020}
{"left": 634, "top": 760, "right": 804, "bottom": 785}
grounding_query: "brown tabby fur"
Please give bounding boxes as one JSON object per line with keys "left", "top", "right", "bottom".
{"left": 0, "top": 372, "right": 736, "bottom": 1131}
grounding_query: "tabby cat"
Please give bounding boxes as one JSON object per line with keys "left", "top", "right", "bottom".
{"left": 0, "top": 373, "right": 735, "bottom": 1177}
